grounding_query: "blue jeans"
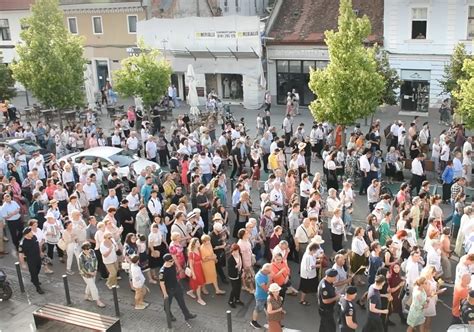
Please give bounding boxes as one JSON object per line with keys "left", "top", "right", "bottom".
{"left": 202, "top": 173, "right": 212, "bottom": 186}
{"left": 343, "top": 206, "right": 352, "bottom": 232}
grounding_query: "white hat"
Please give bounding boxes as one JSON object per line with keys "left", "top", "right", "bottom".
{"left": 268, "top": 283, "right": 281, "bottom": 293}
{"left": 213, "top": 223, "right": 223, "bottom": 232}
{"left": 312, "top": 235, "right": 325, "bottom": 244}
{"left": 193, "top": 208, "right": 201, "bottom": 214}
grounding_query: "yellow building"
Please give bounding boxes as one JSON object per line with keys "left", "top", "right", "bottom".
{"left": 60, "top": 0, "right": 146, "bottom": 92}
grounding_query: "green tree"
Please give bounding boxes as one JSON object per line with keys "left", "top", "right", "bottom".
{"left": 113, "top": 41, "right": 172, "bottom": 110}
{"left": 453, "top": 59, "right": 474, "bottom": 128}
{"left": 11, "top": 0, "right": 86, "bottom": 125}
{"left": 0, "top": 52, "right": 16, "bottom": 101}
{"left": 439, "top": 43, "right": 472, "bottom": 106}
{"left": 374, "top": 44, "right": 401, "bottom": 105}
{"left": 308, "top": 0, "right": 384, "bottom": 128}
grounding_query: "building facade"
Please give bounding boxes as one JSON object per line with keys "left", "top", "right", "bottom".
{"left": 265, "top": 0, "right": 384, "bottom": 106}
{"left": 385, "top": 0, "right": 474, "bottom": 111}
{"left": 139, "top": 15, "right": 265, "bottom": 109}
{"left": 60, "top": 0, "right": 146, "bottom": 92}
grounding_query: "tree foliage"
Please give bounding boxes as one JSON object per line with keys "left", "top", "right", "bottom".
{"left": 0, "top": 52, "right": 16, "bottom": 101}
{"left": 11, "top": 0, "right": 86, "bottom": 110}
{"left": 374, "top": 44, "right": 400, "bottom": 105}
{"left": 453, "top": 59, "right": 474, "bottom": 128}
{"left": 308, "top": 0, "right": 384, "bottom": 125}
{"left": 439, "top": 43, "right": 472, "bottom": 105}
{"left": 113, "top": 41, "right": 172, "bottom": 110}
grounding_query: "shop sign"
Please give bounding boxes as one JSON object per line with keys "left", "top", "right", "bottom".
{"left": 401, "top": 69, "right": 431, "bottom": 81}
{"left": 195, "top": 30, "right": 258, "bottom": 39}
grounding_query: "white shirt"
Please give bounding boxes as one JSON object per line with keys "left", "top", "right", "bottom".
{"left": 359, "top": 155, "right": 370, "bottom": 173}
{"left": 463, "top": 141, "right": 472, "bottom": 158}
{"left": 330, "top": 216, "right": 345, "bottom": 235}
{"left": 100, "top": 242, "right": 117, "bottom": 265}
{"left": 426, "top": 247, "right": 442, "bottom": 273}
{"left": 83, "top": 182, "right": 99, "bottom": 201}
{"left": 390, "top": 123, "right": 399, "bottom": 136}
{"left": 147, "top": 197, "right": 162, "bottom": 216}
{"left": 411, "top": 158, "right": 424, "bottom": 176}
{"left": 351, "top": 237, "right": 368, "bottom": 256}
{"left": 300, "top": 180, "right": 312, "bottom": 198}
{"left": 440, "top": 144, "right": 450, "bottom": 161}
{"left": 199, "top": 156, "right": 213, "bottom": 174}
{"left": 131, "top": 263, "right": 145, "bottom": 288}
{"left": 300, "top": 252, "right": 317, "bottom": 279}
{"left": 127, "top": 136, "right": 139, "bottom": 150}
{"left": 283, "top": 117, "right": 292, "bottom": 133}
{"left": 405, "top": 257, "right": 421, "bottom": 290}
{"left": 126, "top": 193, "right": 140, "bottom": 212}
{"left": 146, "top": 140, "right": 157, "bottom": 159}
{"left": 102, "top": 195, "right": 119, "bottom": 212}
{"left": 269, "top": 188, "right": 284, "bottom": 212}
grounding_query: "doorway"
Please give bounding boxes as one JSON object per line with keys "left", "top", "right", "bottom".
{"left": 400, "top": 80, "right": 430, "bottom": 112}
{"left": 95, "top": 60, "right": 109, "bottom": 91}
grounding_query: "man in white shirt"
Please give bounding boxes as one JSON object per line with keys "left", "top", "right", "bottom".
{"left": 410, "top": 153, "right": 425, "bottom": 194}
{"left": 147, "top": 190, "right": 162, "bottom": 217}
{"left": 199, "top": 152, "right": 213, "bottom": 185}
{"left": 130, "top": 255, "right": 148, "bottom": 309}
{"left": 358, "top": 149, "right": 372, "bottom": 195}
{"left": 340, "top": 181, "right": 355, "bottom": 235}
{"left": 440, "top": 139, "right": 451, "bottom": 173}
{"left": 126, "top": 186, "right": 140, "bottom": 218}
{"left": 282, "top": 114, "right": 293, "bottom": 147}
{"left": 102, "top": 189, "right": 119, "bottom": 212}
{"left": 269, "top": 181, "right": 284, "bottom": 225}
{"left": 145, "top": 137, "right": 157, "bottom": 162}
{"left": 419, "top": 122, "right": 430, "bottom": 153}
{"left": 84, "top": 176, "right": 100, "bottom": 216}
{"left": 463, "top": 137, "right": 473, "bottom": 159}
{"left": 126, "top": 131, "right": 139, "bottom": 155}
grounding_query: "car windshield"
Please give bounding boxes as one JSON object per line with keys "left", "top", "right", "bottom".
{"left": 11, "top": 140, "right": 41, "bottom": 153}
{"left": 108, "top": 150, "right": 137, "bottom": 167}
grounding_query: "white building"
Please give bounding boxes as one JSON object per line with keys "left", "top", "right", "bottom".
{"left": 384, "top": 0, "right": 474, "bottom": 111}
{"left": 138, "top": 15, "right": 265, "bottom": 109}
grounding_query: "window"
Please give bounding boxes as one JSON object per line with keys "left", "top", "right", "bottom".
{"left": 289, "top": 61, "right": 301, "bottom": 73}
{"left": 67, "top": 17, "right": 78, "bottom": 34}
{"left": 235, "top": 0, "right": 240, "bottom": 12}
{"left": 0, "top": 19, "right": 11, "bottom": 41}
{"left": 277, "top": 61, "right": 289, "bottom": 73}
{"left": 411, "top": 8, "right": 427, "bottom": 39}
{"left": 92, "top": 16, "right": 103, "bottom": 34}
{"left": 127, "top": 15, "right": 137, "bottom": 34}
{"left": 469, "top": 6, "right": 474, "bottom": 39}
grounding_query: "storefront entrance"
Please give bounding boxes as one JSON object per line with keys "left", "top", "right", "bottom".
{"left": 275, "top": 60, "right": 327, "bottom": 106}
{"left": 400, "top": 70, "right": 430, "bottom": 112}
{"left": 221, "top": 74, "right": 243, "bottom": 100}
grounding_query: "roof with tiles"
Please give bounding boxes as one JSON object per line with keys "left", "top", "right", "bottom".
{"left": 267, "top": 0, "right": 384, "bottom": 45}
{"left": 0, "top": 0, "right": 34, "bottom": 11}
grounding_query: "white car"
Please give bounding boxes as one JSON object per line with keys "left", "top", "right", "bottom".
{"left": 59, "top": 147, "right": 161, "bottom": 179}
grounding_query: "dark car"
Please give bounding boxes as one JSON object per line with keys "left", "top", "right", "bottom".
{"left": 0, "top": 138, "right": 52, "bottom": 163}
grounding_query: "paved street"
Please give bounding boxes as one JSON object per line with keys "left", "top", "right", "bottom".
{"left": 0, "top": 96, "right": 462, "bottom": 331}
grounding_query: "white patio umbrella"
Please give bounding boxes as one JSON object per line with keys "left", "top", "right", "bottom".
{"left": 84, "top": 65, "right": 96, "bottom": 109}
{"left": 186, "top": 64, "right": 200, "bottom": 119}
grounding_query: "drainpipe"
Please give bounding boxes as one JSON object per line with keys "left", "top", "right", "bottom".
{"left": 197, "top": 0, "right": 200, "bottom": 16}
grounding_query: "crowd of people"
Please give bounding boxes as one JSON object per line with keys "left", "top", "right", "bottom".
{"left": 2, "top": 99, "right": 474, "bottom": 332}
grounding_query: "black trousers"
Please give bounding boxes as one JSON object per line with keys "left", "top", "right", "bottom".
{"left": 442, "top": 183, "right": 452, "bottom": 201}
{"left": 262, "top": 153, "right": 270, "bottom": 172}
{"left": 230, "top": 162, "right": 242, "bottom": 179}
{"left": 362, "top": 316, "right": 383, "bottom": 332}
{"left": 47, "top": 243, "right": 64, "bottom": 259}
{"left": 331, "top": 233, "right": 343, "bottom": 252}
{"left": 7, "top": 218, "right": 23, "bottom": 250}
{"left": 285, "top": 133, "right": 291, "bottom": 147}
{"left": 319, "top": 309, "right": 336, "bottom": 332}
{"left": 228, "top": 278, "right": 242, "bottom": 303}
{"left": 27, "top": 259, "right": 41, "bottom": 287}
{"left": 359, "top": 174, "right": 370, "bottom": 194}
{"left": 166, "top": 286, "right": 192, "bottom": 320}
{"left": 95, "top": 249, "right": 109, "bottom": 279}
{"left": 216, "top": 262, "right": 227, "bottom": 283}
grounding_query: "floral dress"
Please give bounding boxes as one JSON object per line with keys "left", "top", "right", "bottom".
{"left": 407, "top": 286, "right": 427, "bottom": 327}
{"left": 344, "top": 154, "right": 358, "bottom": 181}
{"left": 169, "top": 241, "right": 186, "bottom": 279}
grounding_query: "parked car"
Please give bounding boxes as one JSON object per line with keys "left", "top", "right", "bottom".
{"left": 59, "top": 146, "right": 161, "bottom": 179}
{"left": 0, "top": 138, "right": 52, "bottom": 163}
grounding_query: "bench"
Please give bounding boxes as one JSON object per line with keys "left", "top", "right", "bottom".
{"left": 33, "top": 303, "right": 121, "bottom": 332}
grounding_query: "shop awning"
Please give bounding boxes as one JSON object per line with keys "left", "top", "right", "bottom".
{"left": 172, "top": 48, "right": 259, "bottom": 60}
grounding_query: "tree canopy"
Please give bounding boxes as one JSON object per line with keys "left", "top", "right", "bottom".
{"left": 453, "top": 59, "right": 474, "bottom": 128}
{"left": 113, "top": 41, "right": 172, "bottom": 110}
{"left": 11, "top": 0, "right": 86, "bottom": 110}
{"left": 374, "top": 44, "right": 401, "bottom": 106}
{"left": 439, "top": 43, "right": 472, "bottom": 106}
{"left": 0, "top": 52, "right": 16, "bottom": 101}
{"left": 308, "top": 0, "right": 384, "bottom": 126}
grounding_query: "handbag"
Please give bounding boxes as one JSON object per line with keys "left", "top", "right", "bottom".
{"left": 57, "top": 238, "right": 67, "bottom": 251}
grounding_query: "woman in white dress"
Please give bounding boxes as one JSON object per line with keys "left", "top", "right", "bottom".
{"left": 463, "top": 150, "right": 472, "bottom": 185}
{"left": 421, "top": 265, "right": 446, "bottom": 331}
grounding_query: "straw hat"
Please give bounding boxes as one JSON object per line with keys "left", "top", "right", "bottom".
{"left": 268, "top": 283, "right": 281, "bottom": 293}
{"left": 298, "top": 142, "right": 307, "bottom": 150}
{"left": 212, "top": 213, "right": 223, "bottom": 221}
{"left": 311, "top": 235, "right": 325, "bottom": 244}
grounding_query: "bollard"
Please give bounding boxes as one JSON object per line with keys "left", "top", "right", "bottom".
{"left": 15, "top": 262, "right": 25, "bottom": 293}
{"left": 226, "top": 310, "right": 232, "bottom": 332}
{"left": 62, "top": 274, "right": 72, "bottom": 305}
{"left": 112, "top": 285, "right": 120, "bottom": 317}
